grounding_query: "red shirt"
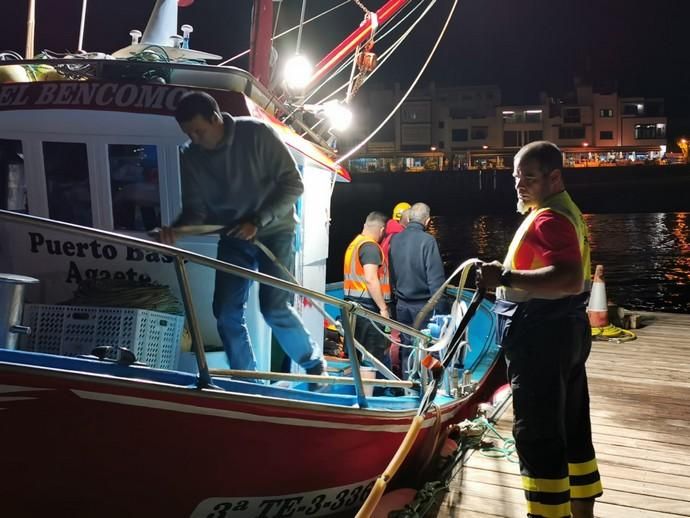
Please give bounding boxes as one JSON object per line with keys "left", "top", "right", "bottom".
{"left": 381, "top": 219, "right": 405, "bottom": 259}
{"left": 513, "top": 211, "right": 581, "bottom": 270}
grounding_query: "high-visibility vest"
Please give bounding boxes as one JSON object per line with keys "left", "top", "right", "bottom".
{"left": 497, "top": 190, "right": 591, "bottom": 302}
{"left": 343, "top": 234, "right": 391, "bottom": 302}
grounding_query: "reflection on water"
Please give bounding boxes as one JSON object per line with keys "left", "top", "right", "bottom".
{"left": 433, "top": 212, "right": 690, "bottom": 313}
{"left": 328, "top": 211, "right": 690, "bottom": 313}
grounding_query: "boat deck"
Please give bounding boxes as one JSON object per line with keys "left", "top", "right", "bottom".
{"left": 437, "top": 311, "right": 690, "bottom": 517}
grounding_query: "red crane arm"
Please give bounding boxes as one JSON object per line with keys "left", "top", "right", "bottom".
{"left": 307, "top": 0, "right": 410, "bottom": 89}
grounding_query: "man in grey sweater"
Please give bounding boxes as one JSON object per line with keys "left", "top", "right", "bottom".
{"left": 160, "top": 91, "right": 324, "bottom": 376}
{"left": 389, "top": 202, "right": 448, "bottom": 378}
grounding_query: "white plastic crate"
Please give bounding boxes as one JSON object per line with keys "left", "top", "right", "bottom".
{"left": 21, "top": 304, "right": 184, "bottom": 370}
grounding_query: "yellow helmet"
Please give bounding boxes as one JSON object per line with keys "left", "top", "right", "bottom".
{"left": 392, "top": 202, "right": 411, "bottom": 221}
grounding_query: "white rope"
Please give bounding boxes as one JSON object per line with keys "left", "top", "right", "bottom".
{"left": 285, "top": 0, "right": 430, "bottom": 125}
{"left": 303, "top": 0, "right": 429, "bottom": 106}
{"left": 335, "top": 0, "right": 459, "bottom": 164}
{"left": 292, "top": 0, "right": 433, "bottom": 123}
{"left": 219, "top": 0, "right": 351, "bottom": 66}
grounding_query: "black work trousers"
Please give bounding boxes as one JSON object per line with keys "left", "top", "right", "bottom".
{"left": 498, "top": 300, "right": 603, "bottom": 518}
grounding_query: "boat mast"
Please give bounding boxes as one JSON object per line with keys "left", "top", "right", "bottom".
{"left": 77, "top": 0, "right": 88, "bottom": 52}
{"left": 249, "top": 0, "right": 274, "bottom": 87}
{"left": 25, "top": 0, "right": 36, "bottom": 58}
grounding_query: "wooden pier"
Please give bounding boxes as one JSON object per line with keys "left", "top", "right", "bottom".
{"left": 437, "top": 311, "right": 690, "bottom": 517}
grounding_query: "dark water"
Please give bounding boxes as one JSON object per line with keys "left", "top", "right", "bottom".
{"left": 327, "top": 212, "right": 690, "bottom": 314}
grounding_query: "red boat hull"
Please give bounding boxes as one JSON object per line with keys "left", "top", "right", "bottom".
{"left": 0, "top": 357, "right": 503, "bottom": 518}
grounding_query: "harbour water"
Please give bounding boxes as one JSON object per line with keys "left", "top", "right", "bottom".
{"left": 327, "top": 211, "right": 690, "bottom": 314}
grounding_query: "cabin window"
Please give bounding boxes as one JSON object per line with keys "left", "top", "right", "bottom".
{"left": 503, "top": 130, "right": 520, "bottom": 147}
{"left": 108, "top": 144, "right": 160, "bottom": 231}
{"left": 563, "top": 108, "right": 581, "bottom": 124}
{"left": 0, "top": 139, "right": 26, "bottom": 212}
{"left": 526, "top": 130, "right": 543, "bottom": 143}
{"left": 558, "top": 126, "right": 586, "bottom": 139}
{"left": 43, "top": 142, "right": 92, "bottom": 226}
{"left": 471, "top": 126, "right": 488, "bottom": 140}
{"left": 452, "top": 129, "right": 468, "bottom": 142}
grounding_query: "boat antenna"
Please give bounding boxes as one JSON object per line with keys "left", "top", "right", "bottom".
{"left": 141, "top": 0, "right": 179, "bottom": 47}
{"left": 295, "top": 0, "right": 308, "bottom": 55}
{"left": 25, "top": 0, "right": 36, "bottom": 58}
{"left": 77, "top": 0, "right": 88, "bottom": 52}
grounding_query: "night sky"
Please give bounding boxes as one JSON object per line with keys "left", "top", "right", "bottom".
{"left": 2, "top": 0, "right": 690, "bottom": 135}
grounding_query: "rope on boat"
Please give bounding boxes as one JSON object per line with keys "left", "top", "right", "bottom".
{"left": 336, "top": 0, "right": 459, "bottom": 164}
{"left": 63, "top": 279, "right": 184, "bottom": 315}
{"left": 469, "top": 417, "right": 518, "bottom": 462}
{"left": 385, "top": 417, "right": 517, "bottom": 518}
{"left": 591, "top": 324, "right": 637, "bottom": 342}
{"left": 219, "top": 1, "right": 351, "bottom": 65}
{"left": 356, "top": 261, "right": 485, "bottom": 517}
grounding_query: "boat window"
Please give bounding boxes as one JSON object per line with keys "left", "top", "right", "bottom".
{"left": 43, "top": 142, "right": 92, "bottom": 226}
{"left": 0, "top": 139, "right": 27, "bottom": 212}
{"left": 108, "top": 144, "right": 160, "bottom": 231}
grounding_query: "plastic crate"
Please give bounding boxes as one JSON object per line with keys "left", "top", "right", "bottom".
{"left": 21, "top": 304, "right": 184, "bottom": 370}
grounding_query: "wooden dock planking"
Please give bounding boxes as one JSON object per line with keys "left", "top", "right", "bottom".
{"left": 436, "top": 311, "right": 690, "bottom": 517}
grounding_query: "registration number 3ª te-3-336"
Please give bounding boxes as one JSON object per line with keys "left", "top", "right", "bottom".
{"left": 192, "top": 480, "right": 376, "bottom": 518}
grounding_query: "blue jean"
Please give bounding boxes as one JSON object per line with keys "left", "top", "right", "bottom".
{"left": 212, "top": 234, "right": 324, "bottom": 374}
{"left": 397, "top": 299, "right": 431, "bottom": 380}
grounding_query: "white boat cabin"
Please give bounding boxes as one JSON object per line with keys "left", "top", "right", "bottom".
{"left": 0, "top": 62, "right": 349, "bottom": 372}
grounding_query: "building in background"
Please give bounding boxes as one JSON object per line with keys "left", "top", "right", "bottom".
{"left": 345, "top": 79, "right": 668, "bottom": 172}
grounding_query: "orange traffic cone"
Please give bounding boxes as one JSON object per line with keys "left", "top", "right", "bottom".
{"left": 587, "top": 265, "right": 609, "bottom": 328}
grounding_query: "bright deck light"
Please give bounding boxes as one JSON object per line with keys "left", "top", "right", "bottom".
{"left": 322, "top": 100, "right": 353, "bottom": 132}
{"left": 284, "top": 55, "right": 312, "bottom": 90}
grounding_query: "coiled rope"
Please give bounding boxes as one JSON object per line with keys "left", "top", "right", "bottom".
{"left": 386, "top": 416, "right": 517, "bottom": 518}
{"left": 591, "top": 324, "right": 636, "bottom": 342}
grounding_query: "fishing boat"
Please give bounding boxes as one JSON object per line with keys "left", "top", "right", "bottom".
{"left": 0, "top": 1, "right": 505, "bottom": 516}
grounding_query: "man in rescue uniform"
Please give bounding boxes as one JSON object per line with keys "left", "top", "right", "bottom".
{"left": 479, "top": 141, "right": 603, "bottom": 518}
{"left": 343, "top": 211, "right": 391, "bottom": 366}
{"left": 381, "top": 201, "right": 411, "bottom": 260}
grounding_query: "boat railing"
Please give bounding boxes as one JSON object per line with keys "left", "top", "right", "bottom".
{"left": 0, "top": 210, "right": 432, "bottom": 407}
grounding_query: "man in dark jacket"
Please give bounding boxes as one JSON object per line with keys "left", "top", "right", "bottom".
{"left": 389, "top": 202, "right": 447, "bottom": 378}
{"left": 160, "top": 91, "right": 324, "bottom": 377}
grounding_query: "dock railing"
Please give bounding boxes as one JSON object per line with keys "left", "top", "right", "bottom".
{"left": 0, "top": 210, "right": 432, "bottom": 407}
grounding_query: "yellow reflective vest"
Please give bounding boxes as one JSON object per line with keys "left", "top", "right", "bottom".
{"left": 497, "top": 191, "right": 591, "bottom": 302}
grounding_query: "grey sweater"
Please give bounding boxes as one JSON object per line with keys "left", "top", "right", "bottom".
{"left": 174, "top": 114, "right": 303, "bottom": 238}
{"left": 389, "top": 222, "right": 447, "bottom": 303}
